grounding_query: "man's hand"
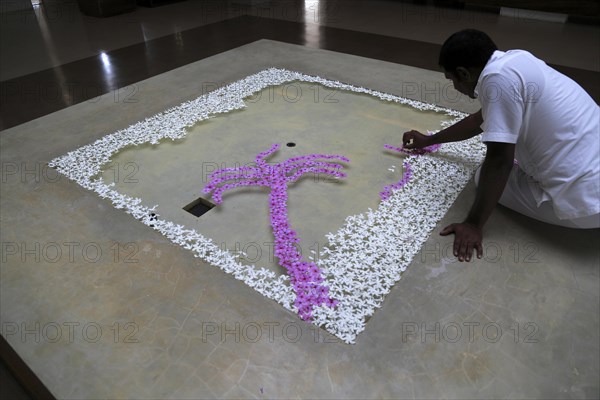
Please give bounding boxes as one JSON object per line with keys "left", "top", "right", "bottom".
{"left": 402, "top": 130, "right": 431, "bottom": 149}
{"left": 439, "top": 142, "right": 514, "bottom": 262}
{"left": 402, "top": 110, "right": 483, "bottom": 149}
{"left": 440, "top": 222, "right": 483, "bottom": 262}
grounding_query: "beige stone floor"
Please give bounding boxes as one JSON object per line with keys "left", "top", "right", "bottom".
{"left": 1, "top": 40, "right": 598, "bottom": 399}
{"left": 99, "top": 82, "right": 456, "bottom": 274}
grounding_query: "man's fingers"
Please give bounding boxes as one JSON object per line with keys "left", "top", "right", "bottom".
{"left": 439, "top": 222, "right": 483, "bottom": 262}
{"left": 476, "top": 242, "right": 484, "bottom": 259}
{"left": 403, "top": 130, "right": 421, "bottom": 146}
{"left": 440, "top": 224, "right": 455, "bottom": 236}
{"left": 465, "top": 242, "right": 473, "bottom": 262}
{"left": 454, "top": 237, "right": 461, "bottom": 259}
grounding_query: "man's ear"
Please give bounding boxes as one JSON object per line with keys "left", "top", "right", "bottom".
{"left": 454, "top": 66, "right": 471, "bottom": 82}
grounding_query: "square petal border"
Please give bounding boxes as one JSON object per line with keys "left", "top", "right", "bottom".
{"left": 48, "top": 68, "right": 486, "bottom": 344}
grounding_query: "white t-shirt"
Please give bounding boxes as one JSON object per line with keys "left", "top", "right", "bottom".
{"left": 475, "top": 50, "right": 600, "bottom": 219}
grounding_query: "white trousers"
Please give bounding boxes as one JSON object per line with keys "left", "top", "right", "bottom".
{"left": 475, "top": 165, "right": 600, "bottom": 229}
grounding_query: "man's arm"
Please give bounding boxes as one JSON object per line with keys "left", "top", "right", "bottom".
{"left": 403, "top": 109, "right": 483, "bottom": 148}
{"left": 440, "top": 141, "right": 515, "bottom": 261}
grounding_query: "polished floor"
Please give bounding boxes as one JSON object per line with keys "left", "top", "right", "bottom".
{"left": 1, "top": 1, "right": 599, "bottom": 399}
{"left": 1, "top": 0, "right": 599, "bottom": 130}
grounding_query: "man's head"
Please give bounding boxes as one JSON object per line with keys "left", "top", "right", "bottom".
{"left": 439, "top": 29, "right": 498, "bottom": 98}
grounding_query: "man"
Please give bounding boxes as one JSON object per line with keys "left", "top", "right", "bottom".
{"left": 403, "top": 29, "right": 599, "bottom": 262}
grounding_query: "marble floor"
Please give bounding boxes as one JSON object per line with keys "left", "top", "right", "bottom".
{"left": 1, "top": 1, "right": 599, "bottom": 399}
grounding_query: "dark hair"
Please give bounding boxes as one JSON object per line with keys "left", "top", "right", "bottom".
{"left": 439, "top": 29, "right": 498, "bottom": 73}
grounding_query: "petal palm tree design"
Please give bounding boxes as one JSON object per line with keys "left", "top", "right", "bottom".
{"left": 203, "top": 144, "right": 349, "bottom": 320}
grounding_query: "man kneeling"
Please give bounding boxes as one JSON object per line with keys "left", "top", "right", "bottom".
{"left": 403, "top": 29, "right": 599, "bottom": 261}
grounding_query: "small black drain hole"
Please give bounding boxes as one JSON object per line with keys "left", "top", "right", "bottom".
{"left": 286, "top": 142, "right": 296, "bottom": 147}
{"left": 183, "top": 197, "right": 216, "bottom": 217}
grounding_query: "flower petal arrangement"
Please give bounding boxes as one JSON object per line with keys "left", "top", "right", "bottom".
{"left": 48, "top": 68, "right": 486, "bottom": 343}
{"left": 379, "top": 140, "right": 441, "bottom": 201}
{"left": 203, "top": 143, "right": 349, "bottom": 320}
